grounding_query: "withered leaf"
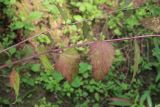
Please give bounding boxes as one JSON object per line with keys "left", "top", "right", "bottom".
{"left": 89, "top": 41, "right": 115, "bottom": 80}
{"left": 55, "top": 48, "right": 80, "bottom": 82}
{"left": 132, "top": 0, "right": 145, "bottom": 8}
{"left": 9, "top": 69, "right": 20, "bottom": 98}
{"left": 141, "top": 17, "right": 160, "bottom": 33}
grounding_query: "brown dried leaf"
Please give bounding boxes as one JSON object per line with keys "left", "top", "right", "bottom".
{"left": 9, "top": 69, "right": 20, "bottom": 98}
{"left": 132, "top": 0, "right": 145, "bottom": 8}
{"left": 141, "top": 17, "right": 160, "bottom": 33}
{"left": 89, "top": 41, "right": 115, "bottom": 80}
{"left": 55, "top": 48, "right": 80, "bottom": 82}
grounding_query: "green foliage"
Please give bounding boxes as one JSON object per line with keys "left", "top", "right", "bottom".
{"left": 109, "top": 100, "right": 131, "bottom": 106}
{"left": 1, "top": 0, "right": 160, "bottom": 106}
{"left": 0, "top": 0, "right": 16, "bottom": 5}
{"left": 38, "top": 45, "right": 54, "bottom": 72}
{"left": 10, "top": 10, "right": 43, "bottom": 30}
{"left": 36, "top": 56, "right": 141, "bottom": 106}
{"left": 31, "top": 64, "right": 41, "bottom": 72}
{"left": 35, "top": 98, "right": 59, "bottom": 107}
{"left": 71, "top": 1, "right": 102, "bottom": 19}
{"left": 37, "top": 34, "right": 51, "bottom": 44}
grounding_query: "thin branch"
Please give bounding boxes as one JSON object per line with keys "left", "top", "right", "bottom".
{"left": 0, "top": 31, "right": 47, "bottom": 54}
{"left": 0, "top": 34, "right": 159, "bottom": 69}
{"left": 0, "top": 75, "right": 8, "bottom": 77}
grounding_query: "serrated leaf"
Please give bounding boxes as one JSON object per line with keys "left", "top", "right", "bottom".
{"left": 89, "top": 41, "right": 115, "bottom": 80}
{"left": 9, "top": 69, "right": 20, "bottom": 98}
{"left": 141, "top": 17, "right": 160, "bottom": 33}
{"left": 55, "top": 48, "right": 80, "bottom": 82}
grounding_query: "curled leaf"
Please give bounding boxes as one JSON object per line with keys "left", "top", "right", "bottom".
{"left": 9, "top": 69, "right": 20, "bottom": 98}
{"left": 55, "top": 48, "right": 80, "bottom": 82}
{"left": 89, "top": 41, "right": 115, "bottom": 80}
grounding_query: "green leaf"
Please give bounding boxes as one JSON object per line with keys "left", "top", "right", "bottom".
{"left": 37, "top": 34, "right": 51, "bottom": 44}
{"left": 28, "top": 11, "right": 43, "bottom": 21}
{"left": 83, "top": 73, "right": 89, "bottom": 78}
{"left": 155, "top": 104, "right": 160, "bottom": 107}
{"left": 79, "top": 62, "right": 92, "bottom": 74}
{"left": 95, "top": 93, "right": 100, "bottom": 101}
{"left": 73, "top": 15, "right": 83, "bottom": 21}
{"left": 140, "top": 91, "right": 150, "bottom": 105}
{"left": 53, "top": 71, "right": 64, "bottom": 82}
{"left": 19, "top": 11, "right": 26, "bottom": 21}
{"left": 109, "top": 100, "right": 131, "bottom": 106}
{"left": 10, "top": 21, "right": 24, "bottom": 30}
{"left": 109, "top": 98, "right": 131, "bottom": 106}
{"left": 2, "top": 0, "right": 16, "bottom": 5}
{"left": 114, "top": 29, "right": 122, "bottom": 35}
{"left": 22, "top": 75, "right": 35, "bottom": 86}
{"left": 126, "top": 16, "right": 139, "bottom": 28}
{"left": 149, "top": 5, "right": 160, "bottom": 16}
{"left": 24, "top": 23, "right": 35, "bottom": 31}
{"left": 147, "top": 94, "right": 152, "bottom": 107}
{"left": 38, "top": 45, "right": 54, "bottom": 72}
{"left": 47, "top": 4, "right": 60, "bottom": 16}
{"left": 71, "top": 76, "right": 82, "bottom": 88}
{"left": 31, "top": 64, "right": 41, "bottom": 72}
{"left": 8, "top": 47, "right": 16, "bottom": 55}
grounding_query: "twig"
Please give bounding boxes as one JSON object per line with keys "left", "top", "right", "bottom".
{"left": 0, "top": 30, "right": 47, "bottom": 54}
{"left": 0, "top": 34, "right": 159, "bottom": 69}
{"left": 0, "top": 75, "right": 8, "bottom": 77}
